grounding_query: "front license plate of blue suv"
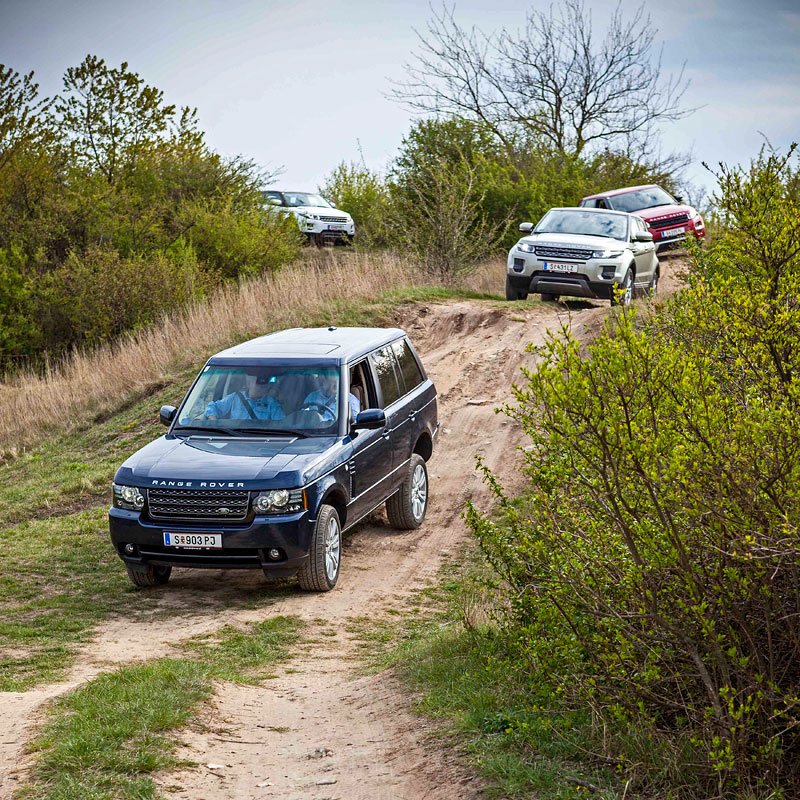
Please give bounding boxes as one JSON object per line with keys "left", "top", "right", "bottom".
{"left": 164, "top": 532, "right": 223, "bottom": 549}
{"left": 543, "top": 262, "right": 578, "bottom": 273}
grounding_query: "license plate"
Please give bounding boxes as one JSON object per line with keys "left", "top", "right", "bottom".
{"left": 660, "top": 226, "right": 685, "bottom": 238}
{"left": 543, "top": 262, "right": 578, "bottom": 273}
{"left": 327, "top": 224, "right": 346, "bottom": 230}
{"left": 163, "top": 532, "right": 222, "bottom": 549}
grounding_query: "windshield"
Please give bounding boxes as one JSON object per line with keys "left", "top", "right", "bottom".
{"left": 535, "top": 209, "right": 628, "bottom": 241}
{"left": 175, "top": 365, "right": 343, "bottom": 436}
{"left": 283, "top": 193, "right": 331, "bottom": 208}
{"left": 608, "top": 186, "right": 675, "bottom": 213}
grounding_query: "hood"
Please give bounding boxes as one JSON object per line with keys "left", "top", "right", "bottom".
{"left": 635, "top": 203, "right": 693, "bottom": 221}
{"left": 520, "top": 232, "right": 628, "bottom": 249}
{"left": 115, "top": 434, "right": 337, "bottom": 488}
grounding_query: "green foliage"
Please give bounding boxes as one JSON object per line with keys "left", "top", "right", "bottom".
{"left": 467, "top": 147, "right": 800, "bottom": 797}
{"left": 0, "top": 56, "right": 298, "bottom": 365}
{"left": 321, "top": 161, "right": 393, "bottom": 248}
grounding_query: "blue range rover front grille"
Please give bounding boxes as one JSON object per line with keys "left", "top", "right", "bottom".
{"left": 147, "top": 489, "right": 250, "bottom": 521}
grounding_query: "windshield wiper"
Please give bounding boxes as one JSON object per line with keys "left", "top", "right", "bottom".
{"left": 173, "top": 425, "right": 236, "bottom": 437}
{"left": 234, "top": 427, "right": 309, "bottom": 439}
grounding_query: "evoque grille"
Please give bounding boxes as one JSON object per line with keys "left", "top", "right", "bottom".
{"left": 319, "top": 215, "right": 348, "bottom": 223}
{"left": 649, "top": 213, "right": 689, "bottom": 229}
{"left": 534, "top": 245, "right": 593, "bottom": 261}
{"left": 147, "top": 489, "right": 250, "bottom": 521}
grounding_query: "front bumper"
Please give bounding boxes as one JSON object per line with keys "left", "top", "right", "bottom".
{"left": 507, "top": 252, "right": 627, "bottom": 300}
{"left": 299, "top": 219, "right": 355, "bottom": 237}
{"left": 109, "top": 507, "right": 314, "bottom": 575}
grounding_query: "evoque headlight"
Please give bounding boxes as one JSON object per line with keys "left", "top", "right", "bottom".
{"left": 517, "top": 242, "right": 536, "bottom": 253}
{"left": 592, "top": 249, "right": 624, "bottom": 259}
{"left": 112, "top": 483, "right": 145, "bottom": 511}
{"left": 253, "top": 489, "right": 305, "bottom": 514}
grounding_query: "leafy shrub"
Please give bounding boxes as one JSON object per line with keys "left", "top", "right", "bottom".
{"left": 321, "top": 161, "right": 393, "bottom": 248}
{"left": 467, "top": 147, "right": 800, "bottom": 797}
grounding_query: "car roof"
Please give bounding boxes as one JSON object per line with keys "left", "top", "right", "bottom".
{"left": 208, "top": 327, "right": 406, "bottom": 367}
{"left": 581, "top": 184, "right": 659, "bottom": 201}
{"left": 546, "top": 206, "right": 632, "bottom": 218}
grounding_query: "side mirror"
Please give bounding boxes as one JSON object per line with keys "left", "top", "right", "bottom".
{"left": 353, "top": 409, "right": 386, "bottom": 430}
{"left": 519, "top": 222, "right": 534, "bottom": 234}
{"left": 634, "top": 230, "right": 654, "bottom": 242}
{"left": 674, "top": 195, "right": 684, "bottom": 204}
{"left": 160, "top": 405, "right": 177, "bottom": 426}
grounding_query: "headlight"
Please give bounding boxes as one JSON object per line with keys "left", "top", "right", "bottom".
{"left": 253, "top": 489, "right": 305, "bottom": 514}
{"left": 592, "top": 249, "right": 624, "bottom": 259}
{"left": 690, "top": 209, "right": 704, "bottom": 224}
{"left": 517, "top": 242, "right": 536, "bottom": 253}
{"left": 112, "top": 483, "right": 145, "bottom": 511}
{"left": 310, "top": 214, "right": 319, "bottom": 220}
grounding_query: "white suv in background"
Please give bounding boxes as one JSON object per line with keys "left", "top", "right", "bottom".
{"left": 264, "top": 190, "right": 356, "bottom": 245}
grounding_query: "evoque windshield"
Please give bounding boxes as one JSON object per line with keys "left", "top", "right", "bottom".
{"left": 283, "top": 193, "right": 331, "bottom": 208}
{"left": 175, "top": 365, "right": 344, "bottom": 436}
{"left": 535, "top": 209, "right": 628, "bottom": 241}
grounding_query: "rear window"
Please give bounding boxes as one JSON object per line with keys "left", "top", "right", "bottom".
{"left": 371, "top": 346, "right": 402, "bottom": 407}
{"left": 392, "top": 339, "right": 424, "bottom": 394}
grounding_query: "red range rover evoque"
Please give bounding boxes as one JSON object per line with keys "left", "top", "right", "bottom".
{"left": 579, "top": 184, "right": 705, "bottom": 251}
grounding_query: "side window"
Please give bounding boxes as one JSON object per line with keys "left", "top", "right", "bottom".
{"left": 392, "top": 339, "right": 424, "bottom": 395}
{"left": 348, "top": 360, "right": 378, "bottom": 411}
{"left": 370, "top": 346, "right": 402, "bottom": 407}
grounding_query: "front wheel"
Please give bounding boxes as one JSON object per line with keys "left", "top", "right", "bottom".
{"left": 540, "top": 292, "right": 560, "bottom": 302}
{"left": 505, "top": 277, "right": 528, "bottom": 301}
{"left": 647, "top": 265, "right": 660, "bottom": 296}
{"left": 125, "top": 564, "right": 172, "bottom": 588}
{"left": 610, "top": 268, "right": 633, "bottom": 307}
{"left": 298, "top": 504, "right": 341, "bottom": 592}
{"left": 386, "top": 454, "right": 429, "bottom": 530}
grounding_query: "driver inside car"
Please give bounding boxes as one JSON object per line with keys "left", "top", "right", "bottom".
{"left": 303, "top": 372, "right": 361, "bottom": 421}
{"left": 205, "top": 372, "right": 285, "bottom": 420}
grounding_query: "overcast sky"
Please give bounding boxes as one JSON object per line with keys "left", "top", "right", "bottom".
{"left": 1, "top": 0, "right": 798, "bottom": 197}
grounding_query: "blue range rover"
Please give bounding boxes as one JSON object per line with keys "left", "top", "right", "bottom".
{"left": 109, "top": 327, "right": 438, "bottom": 592}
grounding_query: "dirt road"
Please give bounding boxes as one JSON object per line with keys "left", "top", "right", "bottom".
{"left": 1, "top": 256, "right": 686, "bottom": 800}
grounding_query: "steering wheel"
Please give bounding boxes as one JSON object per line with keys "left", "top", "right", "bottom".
{"left": 300, "top": 401, "right": 335, "bottom": 419}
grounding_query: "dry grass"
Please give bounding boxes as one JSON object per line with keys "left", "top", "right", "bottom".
{"left": 0, "top": 251, "right": 502, "bottom": 458}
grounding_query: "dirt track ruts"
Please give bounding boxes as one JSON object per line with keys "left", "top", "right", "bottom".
{"left": 1, "top": 256, "right": 686, "bottom": 800}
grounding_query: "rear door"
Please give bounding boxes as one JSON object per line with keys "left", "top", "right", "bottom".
{"left": 369, "top": 344, "right": 407, "bottom": 493}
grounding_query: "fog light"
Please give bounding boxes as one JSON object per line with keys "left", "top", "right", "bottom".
{"left": 124, "top": 543, "right": 135, "bottom": 555}
{"left": 268, "top": 548, "right": 281, "bottom": 561}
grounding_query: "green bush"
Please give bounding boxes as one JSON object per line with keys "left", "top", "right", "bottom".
{"left": 321, "top": 161, "right": 393, "bottom": 248}
{"left": 467, "top": 147, "right": 800, "bottom": 797}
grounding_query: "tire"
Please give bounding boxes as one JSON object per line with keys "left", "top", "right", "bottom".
{"left": 647, "top": 265, "right": 660, "bottom": 296}
{"left": 505, "top": 277, "right": 528, "bottom": 301}
{"left": 125, "top": 563, "right": 172, "bottom": 588}
{"left": 298, "top": 504, "right": 341, "bottom": 592}
{"left": 386, "top": 454, "right": 429, "bottom": 530}
{"left": 540, "top": 292, "right": 560, "bottom": 302}
{"left": 611, "top": 268, "right": 633, "bottom": 307}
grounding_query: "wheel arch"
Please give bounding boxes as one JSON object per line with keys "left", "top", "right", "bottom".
{"left": 413, "top": 431, "right": 434, "bottom": 462}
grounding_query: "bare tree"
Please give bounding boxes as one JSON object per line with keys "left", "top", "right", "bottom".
{"left": 392, "top": 1, "right": 691, "bottom": 160}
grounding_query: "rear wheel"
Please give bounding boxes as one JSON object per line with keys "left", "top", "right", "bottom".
{"left": 125, "top": 563, "right": 172, "bottom": 588}
{"left": 298, "top": 505, "right": 341, "bottom": 592}
{"left": 386, "top": 454, "right": 428, "bottom": 530}
{"left": 611, "top": 268, "right": 633, "bottom": 307}
{"left": 505, "top": 276, "right": 528, "bottom": 301}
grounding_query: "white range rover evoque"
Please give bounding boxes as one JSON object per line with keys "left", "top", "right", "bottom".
{"left": 264, "top": 190, "right": 356, "bottom": 246}
{"left": 506, "top": 207, "right": 659, "bottom": 306}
